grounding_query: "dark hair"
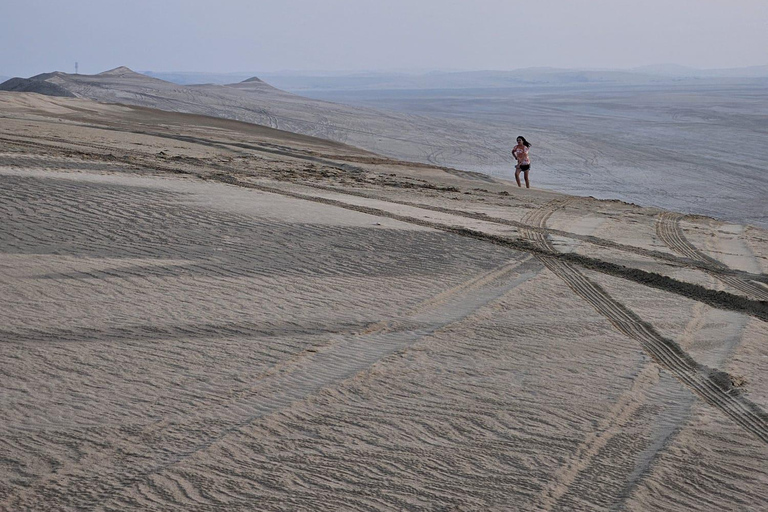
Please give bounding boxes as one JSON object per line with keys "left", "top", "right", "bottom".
{"left": 516, "top": 136, "right": 531, "bottom": 148}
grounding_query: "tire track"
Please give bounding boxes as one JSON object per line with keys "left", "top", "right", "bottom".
{"left": 520, "top": 199, "right": 671, "bottom": 510}
{"left": 657, "top": 212, "right": 768, "bottom": 301}
{"left": 519, "top": 200, "right": 768, "bottom": 446}
{"left": 521, "top": 200, "right": 762, "bottom": 509}
{"left": 210, "top": 174, "right": 768, "bottom": 322}
{"left": 4, "top": 156, "right": 767, "bottom": 444}
{"left": 297, "top": 181, "right": 768, "bottom": 285}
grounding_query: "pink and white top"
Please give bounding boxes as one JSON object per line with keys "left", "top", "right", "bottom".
{"left": 513, "top": 145, "right": 530, "bottom": 165}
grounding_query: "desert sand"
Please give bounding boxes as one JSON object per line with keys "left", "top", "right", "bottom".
{"left": 1, "top": 92, "right": 768, "bottom": 511}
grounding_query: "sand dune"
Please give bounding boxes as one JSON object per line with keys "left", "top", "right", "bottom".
{"left": 0, "top": 67, "right": 506, "bottom": 173}
{"left": 1, "top": 93, "right": 768, "bottom": 510}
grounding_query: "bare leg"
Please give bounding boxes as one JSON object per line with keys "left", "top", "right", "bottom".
{"left": 515, "top": 165, "right": 522, "bottom": 187}
{"left": 524, "top": 169, "right": 530, "bottom": 188}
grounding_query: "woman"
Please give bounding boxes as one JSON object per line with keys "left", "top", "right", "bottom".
{"left": 512, "top": 136, "right": 532, "bottom": 188}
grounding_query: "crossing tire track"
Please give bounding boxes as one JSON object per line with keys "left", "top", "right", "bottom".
{"left": 524, "top": 201, "right": 768, "bottom": 444}
{"left": 657, "top": 212, "right": 768, "bottom": 301}
{"left": 303, "top": 181, "right": 767, "bottom": 284}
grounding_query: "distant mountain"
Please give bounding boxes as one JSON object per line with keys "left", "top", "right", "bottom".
{"left": 0, "top": 74, "right": 76, "bottom": 97}
{"left": 0, "top": 67, "right": 169, "bottom": 98}
{"left": 98, "top": 66, "right": 142, "bottom": 77}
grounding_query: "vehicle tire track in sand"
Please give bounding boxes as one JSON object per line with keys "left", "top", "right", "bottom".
{"left": 522, "top": 201, "right": 708, "bottom": 510}
{"left": 521, "top": 200, "right": 668, "bottom": 509}
{"left": 656, "top": 211, "right": 768, "bottom": 301}
{"left": 218, "top": 175, "right": 767, "bottom": 322}
{"left": 610, "top": 240, "right": 752, "bottom": 511}
{"left": 519, "top": 200, "right": 768, "bottom": 446}
{"left": 299, "top": 181, "right": 768, "bottom": 285}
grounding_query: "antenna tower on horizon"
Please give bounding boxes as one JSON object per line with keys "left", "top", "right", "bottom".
{"left": 75, "top": 62, "right": 79, "bottom": 74}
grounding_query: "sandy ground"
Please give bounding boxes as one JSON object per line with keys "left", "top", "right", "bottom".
{"left": 1, "top": 92, "right": 768, "bottom": 511}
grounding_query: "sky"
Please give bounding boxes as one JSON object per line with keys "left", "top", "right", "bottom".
{"left": 2, "top": 0, "right": 767, "bottom": 77}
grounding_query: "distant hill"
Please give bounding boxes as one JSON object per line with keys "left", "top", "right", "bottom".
{"left": 0, "top": 66, "right": 512, "bottom": 171}
{"left": 142, "top": 71, "right": 257, "bottom": 85}
{"left": 0, "top": 74, "right": 76, "bottom": 97}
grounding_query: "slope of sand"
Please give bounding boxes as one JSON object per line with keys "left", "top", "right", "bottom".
{"left": 1, "top": 92, "right": 768, "bottom": 511}
{"left": 0, "top": 67, "right": 502, "bottom": 171}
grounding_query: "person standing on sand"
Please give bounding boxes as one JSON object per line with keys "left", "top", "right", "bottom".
{"left": 512, "top": 136, "right": 532, "bottom": 188}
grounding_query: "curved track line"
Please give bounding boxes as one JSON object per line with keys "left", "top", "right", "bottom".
{"left": 209, "top": 175, "right": 767, "bottom": 322}
{"left": 538, "top": 365, "right": 662, "bottom": 510}
{"left": 300, "top": 181, "right": 768, "bottom": 285}
{"left": 523, "top": 200, "right": 763, "bottom": 508}
{"left": 656, "top": 212, "right": 768, "bottom": 301}
{"left": 521, "top": 199, "right": 663, "bottom": 510}
{"left": 519, "top": 200, "right": 768, "bottom": 445}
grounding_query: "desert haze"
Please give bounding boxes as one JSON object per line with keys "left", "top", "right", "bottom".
{"left": 1, "top": 70, "right": 768, "bottom": 510}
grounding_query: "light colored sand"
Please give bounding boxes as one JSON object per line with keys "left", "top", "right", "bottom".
{"left": 1, "top": 94, "right": 767, "bottom": 511}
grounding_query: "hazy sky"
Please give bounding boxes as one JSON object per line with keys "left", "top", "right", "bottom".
{"left": 2, "top": 0, "right": 767, "bottom": 77}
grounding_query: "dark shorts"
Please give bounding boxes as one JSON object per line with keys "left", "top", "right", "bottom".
{"left": 518, "top": 164, "right": 530, "bottom": 172}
